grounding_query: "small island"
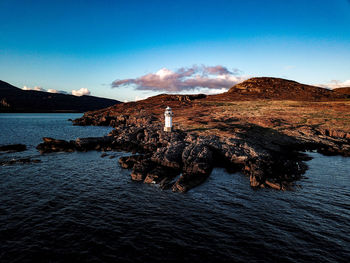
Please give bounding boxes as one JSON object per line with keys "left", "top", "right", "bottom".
{"left": 36, "top": 77, "right": 350, "bottom": 192}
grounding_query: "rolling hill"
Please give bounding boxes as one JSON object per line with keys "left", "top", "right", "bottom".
{"left": 209, "top": 77, "right": 349, "bottom": 101}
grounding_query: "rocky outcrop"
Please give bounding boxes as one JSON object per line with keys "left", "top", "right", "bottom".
{"left": 36, "top": 121, "right": 346, "bottom": 192}
{"left": 36, "top": 137, "right": 76, "bottom": 153}
{"left": 36, "top": 136, "right": 114, "bottom": 153}
{"left": 0, "top": 144, "right": 26, "bottom": 152}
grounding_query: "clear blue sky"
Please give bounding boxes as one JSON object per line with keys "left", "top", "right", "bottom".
{"left": 1, "top": 0, "right": 350, "bottom": 101}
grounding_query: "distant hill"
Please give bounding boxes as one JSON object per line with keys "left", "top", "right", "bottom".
{"left": 210, "top": 77, "right": 348, "bottom": 101}
{"left": 0, "top": 80, "right": 121, "bottom": 112}
{"left": 333, "top": 87, "right": 350, "bottom": 96}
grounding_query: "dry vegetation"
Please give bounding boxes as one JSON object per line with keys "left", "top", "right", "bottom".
{"left": 173, "top": 100, "right": 350, "bottom": 137}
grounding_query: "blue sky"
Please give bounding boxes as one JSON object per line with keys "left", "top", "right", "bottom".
{"left": 1, "top": 0, "right": 350, "bottom": 101}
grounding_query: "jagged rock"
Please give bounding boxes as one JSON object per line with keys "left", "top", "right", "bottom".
{"left": 0, "top": 144, "right": 26, "bottom": 152}
{"left": 182, "top": 143, "right": 213, "bottom": 175}
{"left": 144, "top": 166, "right": 179, "bottom": 185}
{"left": 130, "top": 158, "right": 156, "bottom": 181}
{"left": 172, "top": 172, "right": 209, "bottom": 193}
{"left": 119, "top": 154, "right": 147, "bottom": 169}
{"left": 151, "top": 141, "right": 186, "bottom": 169}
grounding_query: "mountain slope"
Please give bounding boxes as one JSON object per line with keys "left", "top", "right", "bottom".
{"left": 0, "top": 80, "right": 121, "bottom": 112}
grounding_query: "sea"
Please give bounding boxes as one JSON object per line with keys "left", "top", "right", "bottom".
{"left": 0, "top": 113, "right": 349, "bottom": 263}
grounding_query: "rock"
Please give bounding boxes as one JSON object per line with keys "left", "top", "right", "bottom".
{"left": 130, "top": 158, "right": 156, "bottom": 181}
{"left": 151, "top": 141, "right": 186, "bottom": 169}
{"left": 182, "top": 143, "right": 213, "bottom": 175}
{"left": 172, "top": 172, "right": 208, "bottom": 193}
{"left": 119, "top": 154, "right": 148, "bottom": 169}
{"left": 75, "top": 136, "right": 113, "bottom": 151}
{"left": 36, "top": 137, "right": 75, "bottom": 153}
{"left": 265, "top": 180, "right": 282, "bottom": 190}
{"left": 0, "top": 144, "right": 26, "bottom": 152}
{"left": 144, "top": 166, "right": 179, "bottom": 185}
{"left": 1, "top": 158, "right": 41, "bottom": 165}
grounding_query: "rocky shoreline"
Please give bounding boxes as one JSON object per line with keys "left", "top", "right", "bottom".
{"left": 36, "top": 117, "right": 350, "bottom": 192}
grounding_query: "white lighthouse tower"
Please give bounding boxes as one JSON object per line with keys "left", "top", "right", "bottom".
{"left": 164, "top": 106, "right": 173, "bottom": 132}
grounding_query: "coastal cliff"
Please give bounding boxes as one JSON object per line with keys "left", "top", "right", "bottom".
{"left": 38, "top": 77, "right": 350, "bottom": 192}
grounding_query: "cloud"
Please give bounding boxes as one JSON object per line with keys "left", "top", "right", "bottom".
{"left": 71, "top": 88, "right": 91, "bottom": 96}
{"left": 47, "top": 89, "right": 68, "bottom": 94}
{"left": 22, "top": 86, "right": 46, "bottom": 92}
{"left": 23, "top": 85, "right": 90, "bottom": 96}
{"left": 112, "top": 65, "right": 246, "bottom": 92}
{"left": 134, "top": 95, "right": 150, "bottom": 101}
{"left": 319, "top": 80, "right": 350, "bottom": 89}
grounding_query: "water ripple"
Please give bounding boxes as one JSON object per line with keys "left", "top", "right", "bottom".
{"left": 1, "top": 113, "right": 350, "bottom": 262}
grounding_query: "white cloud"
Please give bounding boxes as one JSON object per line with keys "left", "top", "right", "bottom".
{"left": 134, "top": 95, "right": 149, "bottom": 101}
{"left": 22, "top": 86, "right": 46, "bottom": 92}
{"left": 71, "top": 88, "right": 91, "bottom": 96}
{"left": 112, "top": 65, "right": 246, "bottom": 92}
{"left": 319, "top": 80, "right": 350, "bottom": 89}
{"left": 201, "top": 87, "right": 229, "bottom": 94}
{"left": 23, "top": 85, "right": 90, "bottom": 96}
{"left": 47, "top": 89, "right": 68, "bottom": 94}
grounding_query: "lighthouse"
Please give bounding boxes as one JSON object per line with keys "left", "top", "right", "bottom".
{"left": 164, "top": 106, "right": 173, "bottom": 132}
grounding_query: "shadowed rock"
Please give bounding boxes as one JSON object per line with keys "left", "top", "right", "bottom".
{"left": 144, "top": 166, "right": 180, "bottom": 187}
{"left": 1, "top": 158, "right": 41, "bottom": 165}
{"left": 37, "top": 138, "right": 75, "bottom": 153}
{"left": 0, "top": 144, "right": 26, "bottom": 152}
{"left": 131, "top": 158, "right": 156, "bottom": 181}
{"left": 119, "top": 154, "right": 148, "bottom": 169}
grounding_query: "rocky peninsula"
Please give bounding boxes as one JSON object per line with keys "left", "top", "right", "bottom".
{"left": 36, "top": 78, "right": 350, "bottom": 192}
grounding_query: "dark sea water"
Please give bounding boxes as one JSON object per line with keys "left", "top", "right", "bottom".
{"left": 0, "top": 113, "right": 349, "bottom": 263}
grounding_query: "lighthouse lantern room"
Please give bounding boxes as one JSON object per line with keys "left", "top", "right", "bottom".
{"left": 164, "top": 106, "right": 173, "bottom": 132}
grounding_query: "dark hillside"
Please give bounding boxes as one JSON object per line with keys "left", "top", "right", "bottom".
{"left": 0, "top": 80, "right": 120, "bottom": 112}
